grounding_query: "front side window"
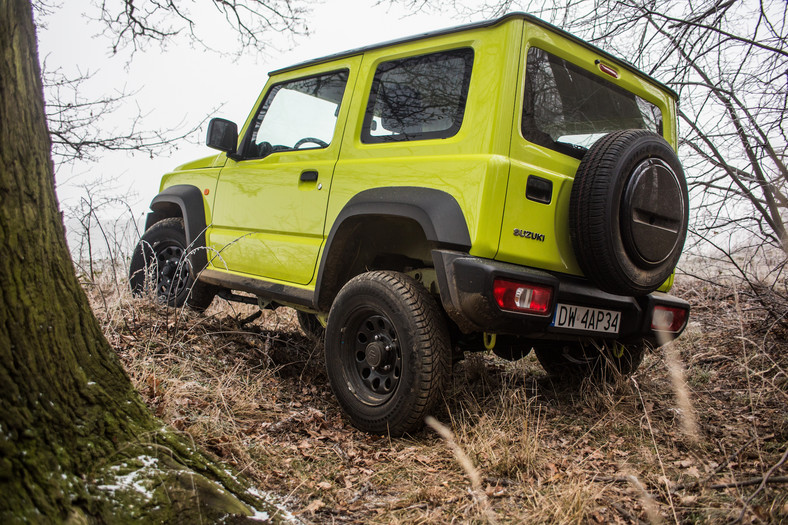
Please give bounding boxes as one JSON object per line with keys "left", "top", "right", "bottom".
{"left": 523, "top": 47, "right": 663, "bottom": 159}
{"left": 245, "top": 70, "right": 348, "bottom": 158}
{"left": 361, "top": 48, "right": 474, "bottom": 143}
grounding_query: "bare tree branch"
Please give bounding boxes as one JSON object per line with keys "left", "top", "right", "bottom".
{"left": 400, "top": 0, "right": 788, "bottom": 318}
{"left": 41, "top": 65, "right": 213, "bottom": 167}
{"left": 89, "top": 0, "right": 310, "bottom": 56}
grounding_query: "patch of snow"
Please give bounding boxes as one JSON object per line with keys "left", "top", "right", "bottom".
{"left": 248, "top": 509, "right": 270, "bottom": 521}
{"left": 95, "top": 455, "right": 164, "bottom": 501}
{"left": 138, "top": 456, "right": 158, "bottom": 468}
{"left": 247, "top": 487, "right": 264, "bottom": 498}
{"left": 97, "top": 468, "right": 154, "bottom": 501}
{"left": 246, "top": 486, "right": 302, "bottom": 524}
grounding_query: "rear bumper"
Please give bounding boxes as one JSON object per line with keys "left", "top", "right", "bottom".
{"left": 432, "top": 249, "right": 689, "bottom": 345}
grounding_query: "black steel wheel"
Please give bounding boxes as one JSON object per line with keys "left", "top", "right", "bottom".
{"left": 325, "top": 271, "right": 450, "bottom": 436}
{"left": 129, "top": 217, "right": 216, "bottom": 310}
{"left": 342, "top": 312, "right": 402, "bottom": 405}
{"left": 534, "top": 340, "right": 645, "bottom": 381}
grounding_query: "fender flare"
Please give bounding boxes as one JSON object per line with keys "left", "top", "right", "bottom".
{"left": 145, "top": 184, "right": 209, "bottom": 272}
{"left": 314, "top": 187, "right": 471, "bottom": 309}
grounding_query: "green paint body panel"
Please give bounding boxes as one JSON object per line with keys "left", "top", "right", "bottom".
{"left": 155, "top": 14, "right": 679, "bottom": 297}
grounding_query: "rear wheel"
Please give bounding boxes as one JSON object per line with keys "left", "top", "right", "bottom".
{"left": 129, "top": 217, "right": 216, "bottom": 310}
{"left": 534, "top": 340, "right": 645, "bottom": 381}
{"left": 325, "top": 271, "right": 450, "bottom": 435}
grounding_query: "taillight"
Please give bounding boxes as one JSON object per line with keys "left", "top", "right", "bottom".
{"left": 493, "top": 279, "right": 552, "bottom": 314}
{"left": 651, "top": 305, "right": 688, "bottom": 333}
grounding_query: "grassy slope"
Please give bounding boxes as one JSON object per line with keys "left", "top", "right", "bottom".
{"left": 87, "top": 275, "right": 788, "bottom": 524}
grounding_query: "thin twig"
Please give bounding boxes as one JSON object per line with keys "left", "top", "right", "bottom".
{"left": 425, "top": 416, "right": 498, "bottom": 525}
{"left": 730, "top": 445, "right": 788, "bottom": 523}
{"left": 711, "top": 475, "right": 788, "bottom": 490}
{"left": 672, "top": 434, "right": 774, "bottom": 492}
{"left": 632, "top": 377, "right": 679, "bottom": 524}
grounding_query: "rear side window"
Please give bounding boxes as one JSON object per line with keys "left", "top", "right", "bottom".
{"left": 361, "top": 48, "right": 474, "bottom": 143}
{"left": 522, "top": 47, "right": 662, "bottom": 159}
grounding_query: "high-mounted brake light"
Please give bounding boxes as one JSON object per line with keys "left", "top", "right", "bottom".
{"left": 651, "top": 305, "right": 688, "bottom": 333}
{"left": 493, "top": 279, "right": 552, "bottom": 314}
{"left": 595, "top": 59, "right": 619, "bottom": 79}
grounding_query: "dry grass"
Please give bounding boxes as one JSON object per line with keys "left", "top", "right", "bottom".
{"left": 82, "top": 268, "right": 788, "bottom": 524}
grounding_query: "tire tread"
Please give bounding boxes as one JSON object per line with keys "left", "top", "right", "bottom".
{"left": 325, "top": 271, "right": 449, "bottom": 435}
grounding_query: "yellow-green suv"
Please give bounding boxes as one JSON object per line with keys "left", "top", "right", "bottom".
{"left": 130, "top": 13, "right": 690, "bottom": 435}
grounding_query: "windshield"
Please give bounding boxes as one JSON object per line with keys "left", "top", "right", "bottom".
{"left": 522, "top": 47, "right": 662, "bottom": 159}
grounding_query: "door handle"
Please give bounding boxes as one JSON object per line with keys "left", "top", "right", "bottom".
{"left": 300, "top": 170, "right": 318, "bottom": 182}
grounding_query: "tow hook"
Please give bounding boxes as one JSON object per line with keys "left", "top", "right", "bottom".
{"left": 483, "top": 332, "right": 497, "bottom": 350}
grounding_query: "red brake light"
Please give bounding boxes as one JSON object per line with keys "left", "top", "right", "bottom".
{"left": 596, "top": 60, "right": 620, "bottom": 79}
{"left": 651, "top": 306, "right": 688, "bottom": 333}
{"left": 493, "top": 279, "right": 552, "bottom": 314}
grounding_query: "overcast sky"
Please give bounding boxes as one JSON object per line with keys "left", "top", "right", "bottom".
{"left": 37, "top": 1, "right": 479, "bottom": 236}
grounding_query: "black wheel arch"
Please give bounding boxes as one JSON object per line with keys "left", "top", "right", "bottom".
{"left": 145, "top": 184, "right": 209, "bottom": 273}
{"left": 314, "top": 187, "right": 471, "bottom": 311}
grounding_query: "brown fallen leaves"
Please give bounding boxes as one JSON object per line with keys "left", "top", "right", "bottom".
{"left": 87, "top": 276, "right": 788, "bottom": 524}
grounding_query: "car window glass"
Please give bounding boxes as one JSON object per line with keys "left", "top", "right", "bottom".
{"left": 361, "top": 48, "right": 474, "bottom": 143}
{"left": 522, "top": 47, "right": 663, "bottom": 159}
{"left": 245, "top": 70, "right": 348, "bottom": 158}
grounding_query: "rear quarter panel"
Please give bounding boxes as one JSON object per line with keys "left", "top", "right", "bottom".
{"left": 326, "top": 19, "right": 524, "bottom": 259}
{"left": 496, "top": 20, "right": 679, "bottom": 277}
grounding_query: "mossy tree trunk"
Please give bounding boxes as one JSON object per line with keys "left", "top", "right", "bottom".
{"left": 0, "top": 2, "right": 275, "bottom": 522}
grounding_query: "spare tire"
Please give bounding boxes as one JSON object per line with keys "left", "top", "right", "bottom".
{"left": 569, "top": 130, "right": 688, "bottom": 296}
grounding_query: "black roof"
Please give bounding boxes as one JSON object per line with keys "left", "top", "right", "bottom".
{"left": 270, "top": 12, "right": 678, "bottom": 100}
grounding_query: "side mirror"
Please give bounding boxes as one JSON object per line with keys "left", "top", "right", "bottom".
{"left": 206, "top": 118, "right": 238, "bottom": 154}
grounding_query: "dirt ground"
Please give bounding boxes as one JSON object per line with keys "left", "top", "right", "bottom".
{"left": 89, "top": 275, "right": 788, "bottom": 523}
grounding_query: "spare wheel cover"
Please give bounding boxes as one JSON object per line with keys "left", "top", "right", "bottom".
{"left": 621, "top": 157, "right": 685, "bottom": 266}
{"left": 568, "top": 129, "right": 688, "bottom": 296}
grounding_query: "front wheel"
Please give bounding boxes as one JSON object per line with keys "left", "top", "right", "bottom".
{"left": 325, "top": 271, "right": 450, "bottom": 436}
{"left": 129, "top": 217, "right": 216, "bottom": 310}
{"left": 534, "top": 340, "right": 645, "bottom": 381}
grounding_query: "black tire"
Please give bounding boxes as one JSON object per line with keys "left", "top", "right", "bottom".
{"left": 297, "top": 310, "right": 325, "bottom": 341}
{"left": 534, "top": 340, "right": 645, "bottom": 381}
{"left": 129, "top": 217, "right": 216, "bottom": 310}
{"left": 325, "top": 271, "right": 450, "bottom": 436}
{"left": 569, "top": 130, "right": 688, "bottom": 296}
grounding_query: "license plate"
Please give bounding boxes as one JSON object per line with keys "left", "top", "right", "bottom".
{"left": 551, "top": 303, "right": 621, "bottom": 334}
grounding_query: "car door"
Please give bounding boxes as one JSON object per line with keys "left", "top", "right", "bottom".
{"left": 210, "top": 58, "right": 359, "bottom": 285}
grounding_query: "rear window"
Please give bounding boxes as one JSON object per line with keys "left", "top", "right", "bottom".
{"left": 522, "top": 47, "right": 662, "bottom": 159}
{"left": 361, "top": 48, "right": 474, "bottom": 143}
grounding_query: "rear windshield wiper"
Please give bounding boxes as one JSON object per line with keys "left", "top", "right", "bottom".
{"left": 554, "top": 140, "right": 588, "bottom": 159}
{"left": 555, "top": 141, "right": 588, "bottom": 154}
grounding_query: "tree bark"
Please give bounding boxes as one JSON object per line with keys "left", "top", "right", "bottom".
{"left": 0, "top": 1, "right": 278, "bottom": 522}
